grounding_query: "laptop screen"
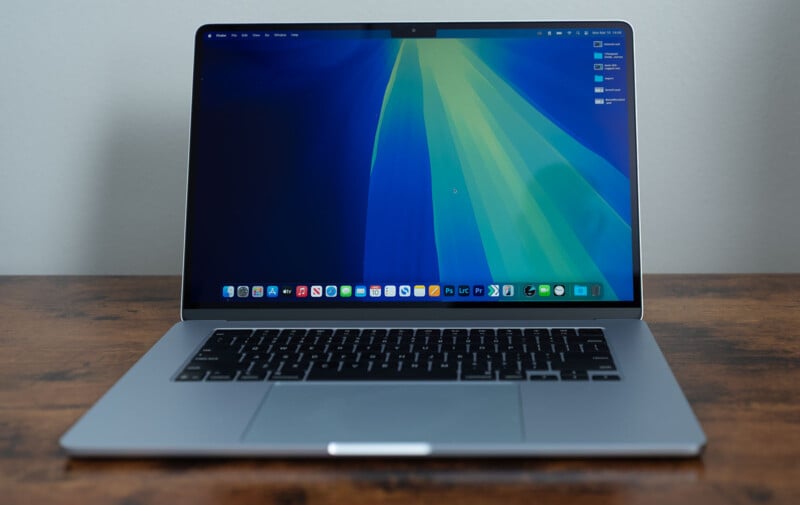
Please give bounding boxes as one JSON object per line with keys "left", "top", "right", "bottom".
{"left": 183, "top": 22, "right": 640, "bottom": 309}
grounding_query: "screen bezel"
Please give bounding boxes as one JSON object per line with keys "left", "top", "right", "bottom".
{"left": 181, "top": 21, "right": 642, "bottom": 321}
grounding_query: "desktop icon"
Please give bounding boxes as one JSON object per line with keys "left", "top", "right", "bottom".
{"left": 594, "top": 75, "right": 604, "bottom": 82}
{"left": 222, "top": 285, "right": 235, "bottom": 298}
{"left": 251, "top": 285, "right": 264, "bottom": 298}
{"left": 414, "top": 285, "right": 426, "bottom": 297}
{"left": 502, "top": 284, "right": 514, "bottom": 297}
{"left": 236, "top": 286, "right": 249, "bottom": 298}
{"left": 593, "top": 52, "right": 603, "bottom": 59}
{"left": 266, "top": 285, "right": 279, "bottom": 298}
{"left": 295, "top": 285, "right": 308, "bottom": 298}
{"left": 325, "top": 285, "right": 337, "bottom": 297}
{"left": 593, "top": 40, "right": 603, "bottom": 48}
{"left": 399, "top": 285, "right": 411, "bottom": 297}
{"left": 355, "top": 285, "right": 367, "bottom": 297}
{"left": 339, "top": 285, "right": 352, "bottom": 298}
{"left": 428, "top": 285, "right": 441, "bottom": 297}
{"left": 594, "top": 63, "right": 604, "bottom": 70}
{"left": 384, "top": 285, "right": 396, "bottom": 297}
{"left": 310, "top": 285, "right": 323, "bottom": 298}
{"left": 553, "top": 284, "right": 566, "bottom": 297}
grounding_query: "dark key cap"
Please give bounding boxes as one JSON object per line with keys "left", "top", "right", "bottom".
{"left": 498, "top": 370, "right": 525, "bottom": 380}
{"left": 362, "top": 329, "right": 387, "bottom": 339}
{"left": 442, "top": 329, "right": 468, "bottom": 340}
{"left": 340, "top": 361, "right": 369, "bottom": 373}
{"left": 551, "top": 328, "right": 578, "bottom": 339}
{"left": 529, "top": 374, "right": 558, "bottom": 381}
{"left": 334, "top": 329, "right": 361, "bottom": 339}
{"left": 584, "top": 343, "right": 610, "bottom": 353}
{"left": 237, "top": 371, "right": 268, "bottom": 381}
{"left": 550, "top": 360, "right": 617, "bottom": 371}
{"left": 282, "top": 361, "right": 310, "bottom": 373}
{"left": 269, "top": 371, "right": 304, "bottom": 380}
{"left": 176, "top": 371, "right": 205, "bottom": 381}
{"left": 388, "top": 329, "right": 414, "bottom": 340}
{"left": 524, "top": 328, "right": 550, "bottom": 338}
{"left": 370, "top": 368, "right": 458, "bottom": 381}
{"left": 415, "top": 328, "right": 441, "bottom": 339}
{"left": 461, "top": 364, "right": 494, "bottom": 380}
{"left": 416, "top": 369, "right": 459, "bottom": 380}
{"left": 560, "top": 370, "right": 589, "bottom": 380}
{"left": 305, "top": 362, "right": 341, "bottom": 380}
{"left": 309, "top": 362, "right": 368, "bottom": 380}
{"left": 592, "top": 374, "right": 621, "bottom": 381}
{"left": 306, "top": 328, "right": 333, "bottom": 339}
{"left": 278, "top": 328, "right": 307, "bottom": 340}
{"left": 563, "top": 351, "right": 613, "bottom": 361}
{"left": 207, "top": 371, "right": 235, "bottom": 381}
{"left": 212, "top": 329, "right": 254, "bottom": 339}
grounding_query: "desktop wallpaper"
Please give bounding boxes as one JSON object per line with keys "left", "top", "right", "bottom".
{"left": 186, "top": 26, "right": 635, "bottom": 305}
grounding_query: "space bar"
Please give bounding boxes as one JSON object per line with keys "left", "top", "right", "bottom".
{"left": 306, "top": 367, "right": 458, "bottom": 381}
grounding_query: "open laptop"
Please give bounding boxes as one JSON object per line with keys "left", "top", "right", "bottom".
{"left": 61, "top": 21, "right": 706, "bottom": 457}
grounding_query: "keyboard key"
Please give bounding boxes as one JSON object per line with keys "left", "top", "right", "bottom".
{"left": 212, "top": 329, "right": 254, "bottom": 339}
{"left": 334, "top": 329, "right": 361, "bottom": 339}
{"left": 560, "top": 370, "right": 589, "bottom": 381}
{"left": 176, "top": 371, "right": 205, "bottom": 381}
{"left": 415, "top": 328, "right": 441, "bottom": 339}
{"left": 207, "top": 372, "right": 235, "bottom": 381}
{"left": 592, "top": 374, "right": 621, "bottom": 381}
{"left": 498, "top": 371, "right": 525, "bottom": 380}
{"left": 269, "top": 372, "right": 304, "bottom": 380}
{"left": 550, "top": 360, "right": 617, "bottom": 371}
{"left": 237, "top": 372, "right": 267, "bottom": 381}
{"left": 529, "top": 375, "right": 558, "bottom": 381}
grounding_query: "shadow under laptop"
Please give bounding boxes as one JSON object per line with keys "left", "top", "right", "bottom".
{"left": 63, "top": 457, "right": 703, "bottom": 493}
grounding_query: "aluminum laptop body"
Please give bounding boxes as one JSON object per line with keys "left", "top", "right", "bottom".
{"left": 61, "top": 21, "right": 706, "bottom": 457}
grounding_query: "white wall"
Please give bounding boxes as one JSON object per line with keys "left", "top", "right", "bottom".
{"left": 1, "top": 0, "right": 799, "bottom": 274}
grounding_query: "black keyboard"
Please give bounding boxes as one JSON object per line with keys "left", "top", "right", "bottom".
{"left": 175, "top": 327, "right": 619, "bottom": 382}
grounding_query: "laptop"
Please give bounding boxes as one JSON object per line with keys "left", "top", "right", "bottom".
{"left": 61, "top": 21, "right": 706, "bottom": 457}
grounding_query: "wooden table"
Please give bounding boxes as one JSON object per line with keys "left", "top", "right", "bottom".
{"left": 1, "top": 275, "right": 799, "bottom": 504}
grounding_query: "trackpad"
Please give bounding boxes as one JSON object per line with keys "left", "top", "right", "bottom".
{"left": 243, "top": 383, "right": 523, "bottom": 444}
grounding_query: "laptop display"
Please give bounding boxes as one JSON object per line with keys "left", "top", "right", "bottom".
{"left": 183, "top": 22, "right": 639, "bottom": 309}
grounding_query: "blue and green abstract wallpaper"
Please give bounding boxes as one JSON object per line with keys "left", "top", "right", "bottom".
{"left": 189, "top": 27, "right": 634, "bottom": 304}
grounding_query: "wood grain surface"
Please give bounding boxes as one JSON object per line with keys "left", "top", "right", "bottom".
{"left": 1, "top": 275, "right": 798, "bottom": 504}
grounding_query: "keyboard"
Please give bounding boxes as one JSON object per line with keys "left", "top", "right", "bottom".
{"left": 175, "top": 327, "right": 619, "bottom": 382}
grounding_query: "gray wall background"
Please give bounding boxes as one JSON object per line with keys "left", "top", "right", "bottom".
{"left": 2, "top": 0, "right": 799, "bottom": 275}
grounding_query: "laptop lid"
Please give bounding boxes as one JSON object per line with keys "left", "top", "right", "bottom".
{"left": 181, "top": 21, "right": 641, "bottom": 321}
